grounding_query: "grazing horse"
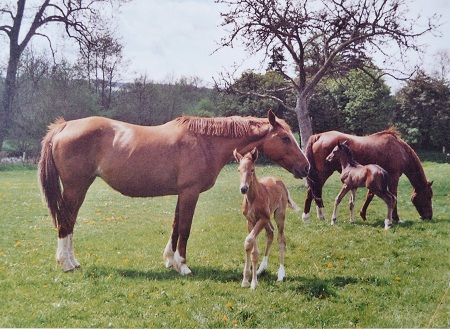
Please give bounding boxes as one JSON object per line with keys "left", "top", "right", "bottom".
{"left": 234, "top": 148, "right": 298, "bottom": 289}
{"left": 38, "top": 110, "right": 309, "bottom": 275}
{"left": 326, "top": 141, "right": 397, "bottom": 229}
{"left": 302, "top": 129, "right": 433, "bottom": 223}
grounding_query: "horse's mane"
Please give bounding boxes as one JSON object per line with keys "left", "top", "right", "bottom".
{"left": 174, "top": 115, "right": 267, "bottom": 138}
{"left": 374, "top": 128, "right": 427, "bottom": 184}
{"left": 372, "top": 127, "right": 401, "bottom": 138}
{"left": 341, "top": 143, "right": 360, "bottom": 167}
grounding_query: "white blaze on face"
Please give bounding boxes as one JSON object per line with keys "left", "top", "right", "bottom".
{"left": 290, "top": 132, "right": 301, "bottom": 149}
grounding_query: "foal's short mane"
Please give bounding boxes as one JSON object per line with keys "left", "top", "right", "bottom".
{"left": 174, "top": 116, "right": 267, "bottom": 138}
{"left": 341, "top": 143, "right": 359, "bottom": 167}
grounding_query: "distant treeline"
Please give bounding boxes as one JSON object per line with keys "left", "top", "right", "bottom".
{"left": 0, "top": 58, "right": 449, "bottom": 157}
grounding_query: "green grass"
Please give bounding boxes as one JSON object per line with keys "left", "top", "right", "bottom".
{"left": 1, "top": 162, "right": 449, "bottom": 328}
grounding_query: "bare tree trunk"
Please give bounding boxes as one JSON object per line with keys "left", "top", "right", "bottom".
{"left": 0, "top": 45, "right": 21, "bottom": 150}
{"left": 295, "top": 92, "right": 313, "bottom": 150}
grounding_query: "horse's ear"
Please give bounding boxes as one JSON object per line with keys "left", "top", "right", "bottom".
{"left": 251, "top": 147, "right": 258, "bottom": 162}
{"left": 268, "top": 110, "right": 277, "bottom": 126}
{"left": 233, "top": 149, "right": 243, "bottom": 162}
{"left": 429, "top": 181, "right": 434, "bottom": 187}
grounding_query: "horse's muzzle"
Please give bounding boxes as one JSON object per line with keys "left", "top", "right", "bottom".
{"left": 240, "top": 185, "right": 248, "bottom": 194}
{"left": 293, "top": 164, "right": 309, "bottom": 179}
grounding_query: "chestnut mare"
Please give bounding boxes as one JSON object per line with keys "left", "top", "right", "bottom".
{"left": 302, "top": 129, "right": 433, "bottom": 223}
{"left": 326, "top": 141, "right": 397, "bottom": 229}
{"left": 234, "top": 148, "right": 299, "bottom": 289}
{"left": 39, "top": 111, "right": 309, "bottom": 275}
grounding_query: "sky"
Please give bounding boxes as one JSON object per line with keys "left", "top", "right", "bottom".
{"left": 116, "top": 0, "right": 450, "bottom": 89}
{"left": 1, "top": 0, "right": 449, "bottom": 90}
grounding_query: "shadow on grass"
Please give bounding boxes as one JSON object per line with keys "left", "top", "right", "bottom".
{"left": 82, "top": 264, "right": 242, "bottom": 283}
{"left": 81, "top": 264, "right": 390, "bottom": 300}
{"left": 356, "top": 218, "right": 424, "bottom": 228}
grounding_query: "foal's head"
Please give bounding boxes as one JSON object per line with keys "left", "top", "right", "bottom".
{"left": 234, "top": 147, "right": 258, "bottom": 195}
{"left": 326, "top": 141, "right": 358, "bottom": 167}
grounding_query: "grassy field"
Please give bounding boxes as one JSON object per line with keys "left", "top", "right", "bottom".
{"left": 0, "top": 162, "right": 449, "bottom": 328}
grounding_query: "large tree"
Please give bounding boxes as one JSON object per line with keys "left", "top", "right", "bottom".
{"left": 216, "top": 0, "right": 440, "bottom": 148}
{"left": 395, "top": 71, "right": 450, "bottom": 150}
{"left": 0, "top": 0, "right": 130, "bottom": 150}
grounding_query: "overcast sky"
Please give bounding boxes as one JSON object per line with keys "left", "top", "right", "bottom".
{"left": 1, "top": 0, "right": 449, "bottom": 90}
{"left": 116, "top": 0, "right": 450, "bottom": 89}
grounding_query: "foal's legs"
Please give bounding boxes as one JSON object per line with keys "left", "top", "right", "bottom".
{"left": 349, "top": 188, "right": 357, "bottom": 224}
{"left": 331, "top": 185, "right": 350, "bottom": 225}
{"left": 375, "top": 190, "right": 397, "bottom": 230}
{"left": 273, "top": 207, "right": 287, "bottom": 282}
{"left": 256, "top": 222, "right": 274, "bottom": 276}
{"left": 242, "top": 219, "right": 267, "bottom": 289}
{"left": 359, "top": 190, "right": 374, "bottom": 221}
{"left": 360, "top": 175, "right": 401, "bottom": 223}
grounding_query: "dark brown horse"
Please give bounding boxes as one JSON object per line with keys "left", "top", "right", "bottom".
{"left": 39, "top": 111, "right": 310, "bottom": 274}
{"left": 302, "top": 129, "right": 433, "bottom": 223}
{"left": 234, "top": 147, "right": 298, "bottom": 289}
{"left": 326, "top": 141, "right": 397, "bottom": 229}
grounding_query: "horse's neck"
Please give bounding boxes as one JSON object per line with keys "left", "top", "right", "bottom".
{"left": 403, "top": 156, "right": 428, "bottom": 189}
{"left": 246, "top": 173, "right": 261, "bottom": 203}
{"left": 214, "top": 133, "right": 270, "bottom": 169}
{"left": 339, "top": 157, "right": 353, "bottom": 171}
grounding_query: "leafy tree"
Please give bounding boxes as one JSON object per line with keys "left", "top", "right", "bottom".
{"left": 394, "top": 71, "right": 450, "bottom": 150}
{"left": 0, "top": 0, "right": 131, "bottom": 150}
{"left": 218, "top": 70, "right": 297, "bottom": 128}
{"left": 309, "top": 68, "right": 394, "bottom": 134}
{"left": 331, "top": 69, "right": 394, "bottom": 135}
{"left": 216, "top": 0, "right": 440, "bottom": 148}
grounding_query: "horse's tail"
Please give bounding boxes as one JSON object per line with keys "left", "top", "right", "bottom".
{"left": 381, "top": 168, "right": 389, "bottom": 193}
{"left": 38, "top": 119, "right": 67, "bottom": 229}
{"left": 287, "top": 190, "right": 300, "bottom": 212}
{"left": 305, "top": 133, "right": 322, "bottom": 199}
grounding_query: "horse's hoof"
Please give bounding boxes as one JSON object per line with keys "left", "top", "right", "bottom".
{"left": 165, "top": 259, "right": 173, "bottom": 268}
{"left": 241, "top": 280, "right": 251, "bottom": 288}
{"left": 62, "top": 263, "right": 78, "bottom": 272}
{"left": 177, "top": 264, "right": 193, "bottom": 276}
{"left": 277, "top": 265, "right": 285, "bottom": 281}
{"left": 302, "top": 212, "right": 310, "bottom": 223}
{"left": 384, "top": 219, "right": 392, "bottom": 230}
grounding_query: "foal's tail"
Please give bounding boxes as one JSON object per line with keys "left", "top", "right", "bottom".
{"left": 38, "top": 119, "right": 67, "bottom": 229}
{"left": 287, "top": 190, "right": 300, "bottom": 212}
{"left": 381, "top": 168, "right": 389, "bottom": 193}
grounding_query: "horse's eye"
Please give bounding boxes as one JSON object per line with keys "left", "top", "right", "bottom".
{"left": 281, "top": 136, "right": 291, "bottom": 144}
